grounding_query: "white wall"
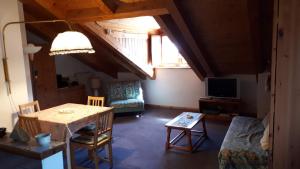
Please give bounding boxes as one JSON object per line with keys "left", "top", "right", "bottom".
{"left": 143, "top": 69, "right": 259, "bottom": 115}
{"left": 143, "top": 68, "right": 205, "bottom": 109}
{"left": 257, "top": 72, "right": 271, "bottom": 118}
{"left": 0, "top": 0, "right": 32, "bottom": 131}
{"left": 54, "top": 53, "right": 264, "bottom": 116}
{"left": 225, "top": 74, "right": 258, "bottom": 115}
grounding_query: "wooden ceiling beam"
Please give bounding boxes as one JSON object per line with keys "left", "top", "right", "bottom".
{"left": 65, "top": 0, "right": 169, "bottom": 22}
{"left": 155, "top": 15, "right": 206, "bottom": 80}
{"left": 94, "top": 0, "right": 117, "bottom": 14}
{"left": 55, "top": 0, "right": 97, "bottom": 10}
{"left": 166, "top": 0, "right": 215, "bottom": 77}
{"left": 21, "top": 0, "right": 67, "bottom": 18}
{"left": 82, "top": 22, "right": 149, "bottom": 79}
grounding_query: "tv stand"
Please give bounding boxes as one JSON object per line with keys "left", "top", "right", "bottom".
{"left": 199, "top": 97, "right": 241, "bottom": 120}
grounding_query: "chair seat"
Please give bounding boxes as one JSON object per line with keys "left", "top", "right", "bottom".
{"left": 110, "top": 99, "right": 144, "bottom": 108}
{"left": 78, "top": 123, "right": 96, "bottom": 132}
{"left": 71, "top": 134, "right": 108, "bottom": 145}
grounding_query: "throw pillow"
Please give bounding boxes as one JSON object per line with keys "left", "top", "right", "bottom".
{"left": 262, "top": 113, "right": 269, "bottom": 128}
{"left": 109, "top": 82, "right": 124, "bottom": 100}
{"left": 260, "top": 124, "right": 269, "bottom": 151}
{"left": 123, "top": 81, "right": 136, "bottom": 99}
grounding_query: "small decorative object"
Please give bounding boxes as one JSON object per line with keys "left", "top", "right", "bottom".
{"left": 10, "top": 123, "right": 30, "bottom": 142}
{"left": 59, "top": 108, "right": 75, "bottom": 114}
{"left": 0, "top": 127, "right": 6, "bottom": 138}
{"left": 186, "top": 114, "right": 193, "bottom": 119}
{"left": 35, "top": 133, "right": 51, "bottom": 147}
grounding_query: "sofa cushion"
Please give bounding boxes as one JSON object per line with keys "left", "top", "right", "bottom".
{"left": 123, "top": 81, "right": 140, "bottom": 99}
{"left": 110, "top": 99, "right": 144, "bottom": 108}
{"left": 260, "top": 124, "right": 269, "bottom": 150}
{"left": 219, "top": 116, "right": 268, "bottom": 169}
{"left": 109, "top": 82, "right": 125, "bottom": 100}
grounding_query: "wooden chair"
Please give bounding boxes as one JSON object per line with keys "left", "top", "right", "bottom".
{"left": 18, "top": 115, "right": 41, "bottom": 137}
{"left": 87, "top": 96, "right": 105, "bottom": 107}
{"left": 77, "top": 96, "right": 105, "bottom": 135}
{"left": 70, "top": 110, "right": 114, "bottom": 169}
{"left": 19, "top": 100, "right": 40, "bottom": 115}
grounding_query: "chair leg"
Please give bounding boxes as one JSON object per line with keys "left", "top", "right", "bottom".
{"left": 70, "top": 144, "right": 77, "bottom": 169}
{"left": 108, "top": 142, "right": 113, "bottom": 168}
{"left": 93, "top": 149, "right": 100, "bottom": 169}
{"left": 88, "top": 149, "right": 93, "bottom": 160}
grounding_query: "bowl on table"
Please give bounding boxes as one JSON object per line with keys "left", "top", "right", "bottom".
{"left": 35, "top": 133, "right": 51, "bottom": 147}
{"left": 0, "top": 127, "right": 6, "bottom": 138}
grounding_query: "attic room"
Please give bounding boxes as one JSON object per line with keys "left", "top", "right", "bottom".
{"left": 0, "top": 0, "right": 299, "bottom": 169}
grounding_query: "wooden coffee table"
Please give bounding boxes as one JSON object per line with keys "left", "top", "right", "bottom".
{"left": 165, "top": 112, "right": 207, "bottom": 152}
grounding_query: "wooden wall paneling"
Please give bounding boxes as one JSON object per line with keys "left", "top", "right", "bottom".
{"left": 31, "top": 45, "right": 87, "bottom": 109}
{"left": 57, "top": 86, "right": 86, "bottom": 105}
{"left": 272, "top": 0, "right": 300, "bottom": 168}
{"left": 32, "top": 45, "right": 58, "bottom": 109}
{"left": 269, "top": 0, "right": 278, "bottom": 167}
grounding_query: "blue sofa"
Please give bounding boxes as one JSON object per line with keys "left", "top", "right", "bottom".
{"left": 106, "top": 80, "right": 144, "bottom": 114}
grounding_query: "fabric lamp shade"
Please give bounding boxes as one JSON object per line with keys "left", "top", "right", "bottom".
{"left": 91, "top": 78, "right": 101, "bottom": 89}
{"left": 49, "top": 31, "right": 95, "bottom": 56}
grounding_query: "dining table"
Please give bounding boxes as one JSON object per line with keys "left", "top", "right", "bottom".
{"left": 26, "top": 103, "right": 114, "bottom": 169}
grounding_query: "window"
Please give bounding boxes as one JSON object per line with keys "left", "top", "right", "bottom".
{"left": 151, "top": 35, "right": 190, "bottom": 68}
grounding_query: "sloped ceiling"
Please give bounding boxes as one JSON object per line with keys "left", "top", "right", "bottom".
{"left": 174, "top": 0, "right": 273, "bottom": 75}
{"left": 18, "top": 0, "right": 273, "bottom": 80}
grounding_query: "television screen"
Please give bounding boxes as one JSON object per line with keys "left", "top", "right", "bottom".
{"left": 207, "top": 78, "right": 238, "bottom": 98}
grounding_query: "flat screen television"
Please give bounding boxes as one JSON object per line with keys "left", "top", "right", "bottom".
{"left": 205, "top": 78, "right": 240, "bottom": 99}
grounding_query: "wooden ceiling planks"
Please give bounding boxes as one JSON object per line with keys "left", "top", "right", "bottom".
{"left": 166, "top": 0, "right": 215, "bottom": 77}
{"left": 20, "top": 0, "right": 152, "bottom": 79}
{"left": 155, "top": 15, "right": 206, "bottom": 80}
{"left": 38, "top": 0, "right": 169, "bottom": 22}
{"left": 93, "top": 0, "right": 117, "bottom": 14}
{"left": 19, "top": 0, "right": 273, "bottom": 79}
{"left": 22, "top": 4, "right": 127, "bottom": 78}
{"left": 173, "top": 0, "right": 271, "bottom": 75}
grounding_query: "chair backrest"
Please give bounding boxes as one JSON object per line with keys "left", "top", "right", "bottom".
{"left": 87, "top": 96, "right": 105, "bottom": 107}
{"left": 19, "top": 100, "right": 40, "bottom": 115}
{"left": 18, "top": 115, "right": 41, "bottom": 137}
{"left": 93, "top": 110, "right": 114, "bottom": 146}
